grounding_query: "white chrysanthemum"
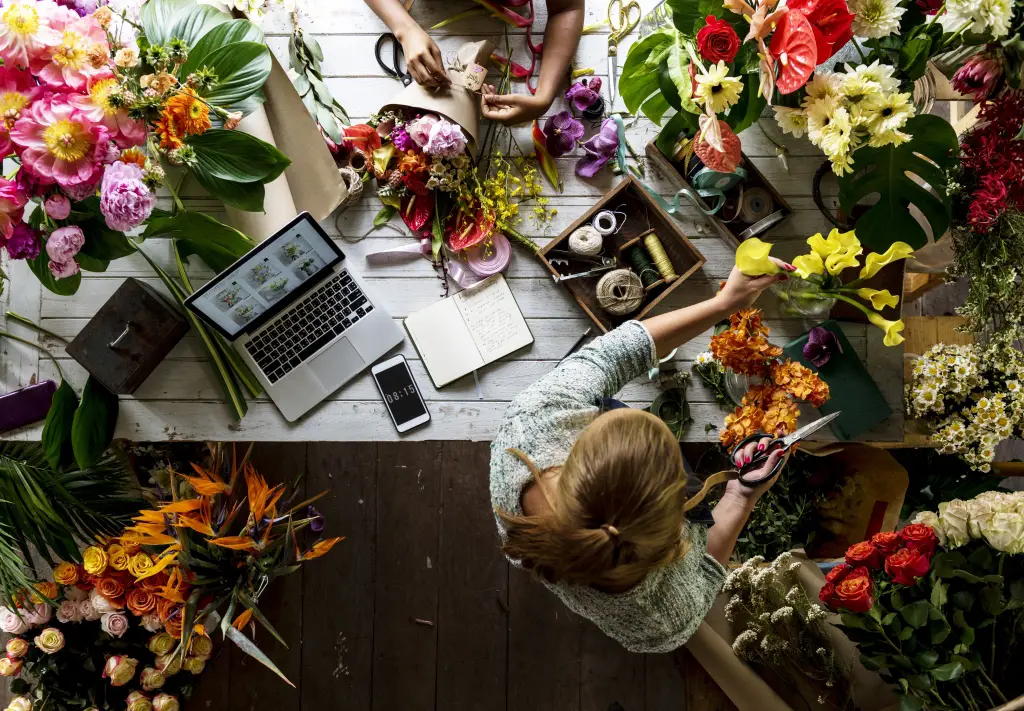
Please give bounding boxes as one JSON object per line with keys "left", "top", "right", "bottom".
{"left": 774, "top": 106, "right": 808, "bottom": 138}
{"left": 849, "top": 0, "right": 906, "bottom": 37}
{"left": 844, "top": 60, "right": 900, "bottom": 93}
{"left": 818, "top": 107, "right": 854, "bottom": 159}
{"left": 803, "top": 72, "right": 842, "bottom": 102}
{"left": 940, "top": 0, "right": 1012, "bottom": 38}
{"left": 695, "top": 61, "right": 743, "bottom": 114}
{"left": 805, "top": 95, "right": 841, "bottom": 140}
{"left": 868, "top": 128, "right": 911, "bottom": 147}
{"left": 866, "top": 91, "right": 914, "bottom": 134}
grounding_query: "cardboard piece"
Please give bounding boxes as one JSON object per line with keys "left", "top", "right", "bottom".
{"left": 380, "top": 40, "right": 494, "bottom": 146}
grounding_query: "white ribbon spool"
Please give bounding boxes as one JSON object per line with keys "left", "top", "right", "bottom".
{"left": 593, "top": 210, "right": 620, "bottom": 236}
{"left": 568, "top": 225, "right": 604, "bottom": 256}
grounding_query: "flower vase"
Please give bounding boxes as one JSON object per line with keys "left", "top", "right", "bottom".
{"left": 912, "top": 66, "right": 937, "bottom": 115}
{"left": 724, "top": 368, "right": 756, "bottom": 407}
{"left": 770, "top": 276, "right": 836, "bottom": 319}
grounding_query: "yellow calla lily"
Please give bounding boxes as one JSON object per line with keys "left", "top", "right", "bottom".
{"left": 792, "top": 253, "right": 824, "bottom": 279}
{"left": 735, "top": 238, "right": 781, "bottom": 276}
{"left": 860, "top": 242, "right": 914, "bottom": 280}
{"left": 857, "top": 288, "right": 900, "bottom": 310}
{"left": 867, "top": 312, "right": 905, "bottom": 347}
{"left": 824, "top": 248, "right": 860, "bottom": 276}
{"left": 832, "top": 228, "right": 861, "bottom": 253}
{"left": 807, "top": 232, "right": 838, "bottom": 259}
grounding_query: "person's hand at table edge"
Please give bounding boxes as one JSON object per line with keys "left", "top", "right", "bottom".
{"left": 481, "top": 84, "right": 552, "bottom": 126}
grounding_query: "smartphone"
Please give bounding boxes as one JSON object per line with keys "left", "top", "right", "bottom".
{"left": 371, "top": 355, "right": 430, "bottom": 433}
{"left": 0, "top": 380, "right": 57, "bottom": 433}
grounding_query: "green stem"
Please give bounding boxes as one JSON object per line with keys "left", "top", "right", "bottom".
{"left": 0, "top": 329, "right": 63, "bottom": 380}
{"left": 852, "top": 39, "right": 868, "bottom": 63}
{"left": 498, "top": 223, "right": 541, "bottom": 256}
{"left": 829, "top": 292, "right": 875, "bottom": 318}
{"left": 925, "top": 2, "right": 946, "bottom": 28}
{"left": 972, "top": 674, "right": 996, "bottom": 710}
{"left": 163, "top": 161, "right": 186, "bottom": 213}
{"left": 4, "top": 311, "right": 69, "bottom": 344}
{"left": 979, "top": 668, "right": 1008, "bottom": 704}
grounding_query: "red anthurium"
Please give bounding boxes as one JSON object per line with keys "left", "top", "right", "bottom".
{"left": 787, "top": 0, "right": 854, "bottom": 61}
{"left": 769, "top": 11, "right": 817, "bottom": 94}
{"left": 446, "top": 204, "right": 495, "bottom": 252}
{"left": 342, "top": 124, "right": 381, "bottom": 155}
{"left": 400, "top": 191, "right": 434, "bottom": 233}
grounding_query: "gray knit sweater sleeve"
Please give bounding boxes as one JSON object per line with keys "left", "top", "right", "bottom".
{"left": 489, "top": 321, "right": 726, "bottom": 653}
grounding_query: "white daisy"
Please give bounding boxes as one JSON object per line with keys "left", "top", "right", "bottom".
{"left": 844, "top": 60, "right": 900, "bottom": 93}
{"left": 694, "top": 351, "right": 717, "bottom": 366}
{"left": 866, "top": 91, "right": 914, "bottom": 134}
{"left": 868, "top": 128, "right": 911, "bottom": 147}
{"left": 774, "top": 106, "right": 808, "bottom": 138}
{"left": 849, "top": 0, "right": 906, "bottom": 38}
{"left": 694, "top": 61, "right": 743, "bottom": 114}
{"left": 818, "top": 107, "right": 854, "bottom": 159}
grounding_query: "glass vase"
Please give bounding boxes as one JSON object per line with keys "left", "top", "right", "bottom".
{"left": 912, "top": 65, "right": 937, "bottom": 115}
{"left": 724, "top": 368, "right": 756, "bottom": 407}
{"left": 770, "top": 276, "right": 837, "bottom": 319}
{"left": 638, "top": 0, "right": 672, "bottom": 37}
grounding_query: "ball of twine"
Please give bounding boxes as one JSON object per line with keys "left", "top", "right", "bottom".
{"left": 568, "top": 225, "right": 604, "bottom": 256}
{"left": 596, "top": 269, "right": 645, "bottom": 316}
{"left": 339, "top": 166, "right": 363, "bottom": 209}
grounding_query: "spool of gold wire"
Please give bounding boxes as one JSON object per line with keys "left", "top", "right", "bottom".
{"left": 618, "top": 236, "right": 664, "bottom": 292}
{"left": 640, "top": 228, "right": 677, "bottom": 284}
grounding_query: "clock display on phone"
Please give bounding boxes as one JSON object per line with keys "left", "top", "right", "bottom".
{"left": 375, "top": 362, "right": 427, "bottom": 425}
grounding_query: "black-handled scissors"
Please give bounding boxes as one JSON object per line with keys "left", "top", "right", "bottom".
{"left": 375, "top": 32, "right": 412, "bottom": 86}
{"left": 730, "top": 412, "right": 841, "bottom": 486}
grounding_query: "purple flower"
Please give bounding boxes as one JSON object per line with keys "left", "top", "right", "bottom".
{"left": 575, "top": 118, "right": 620, "bottom": 178}
{"left": 542, "top": 111, "right": 584, "bottom": 158}
{"left": 6, "top": 223, "right": 41, "bottom": 260}
{"left": 63, "top": 180, "right": 99, "bottom": 202}
{"left": 803, "top": 326, "right": 843, "bottom": 368}
{"left": 424, "top": 119, "right": 467, "bottom": 158}
{"left": 15, "top": 169, "right": 47, "bottom": 200}
{"left": 100, "top": 161, "right": 156, "bottom": 232}
{"left": 565, "top": 79, "right": 601, "bottom": 114}
{"left": 391, "top": 126, "right": 414, "bottom": 152}
{"left": 49, "top": 259, "right": 80, "bottom": 279}
{"left": 308, "top": 505, "right": 325, "bottom": 533}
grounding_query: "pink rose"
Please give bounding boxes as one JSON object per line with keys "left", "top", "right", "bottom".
{"left": 77, "top": 598, "right": 100, "bottom": 621}
{"left": 0, "top": 608, "right": 29, "bottom": 635}
{"left": 64, "top": 586, "right": 88, "bottom": 602}
{"left": 405, "top": 114, "right": 440, "bottom": 148}
{"left": 56, "top": 600, "right": 81, "bottom": 624}
{"left": 24, "top": 603, "right": 52, "bottom": 627}
{"left": 153, "top": 694, "right": 180, "bottom": 711}
{"left": 424, "top": 119, "right": 467, "bottom": 158}
{"left": 102, "top": 655, "right": 138, "bottom": 687}
{"left": 141, "top": 613, "right": 163, "bottom": 633}
{"left": 49, "top": 259, "right": 81, "bottom": 279}
{"left": 43, "top": 194, "right": 71, "bottom": 220}
{"left": 46, "top": 225, "right": 85, "bottom": 263}
{"left": 100, "top": 611, "right": 129, "bottom": 638}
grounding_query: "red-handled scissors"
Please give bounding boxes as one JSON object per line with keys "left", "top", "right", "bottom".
{"left": 730, "top": 412, "right": 841, "bottom": 487}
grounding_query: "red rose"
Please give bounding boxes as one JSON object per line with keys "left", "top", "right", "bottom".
{"left": 899, "top": 523, "right": 939, "bottom": 559}
{"left": 885, "top": 548, "right": 931, "bottom": 586}
{"left": 871, "top": 531, "right": 901, "bottom": 555}
{"left": 834, "top": 569, "right": 875, "bottom": 613}
{"left": 696, "top": 16, "right": 741, "bottom": 63}
{"left": 845, "top": 540, "right": 882, "bottom": 570}
{"left": 825, "top": 563, "right": 851, "bottom": 583}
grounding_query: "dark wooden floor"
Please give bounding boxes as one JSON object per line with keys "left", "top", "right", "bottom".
{"left": 190, "top": 442, "right": 736, "bottom": 711}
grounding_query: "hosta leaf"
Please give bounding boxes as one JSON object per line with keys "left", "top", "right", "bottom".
{"left": 169, "top": 3, "right": 230, "bottom": 48}
{"left": 179, "top": 18, "right": 265, "bottom": 79}
{"left": 196, "top": 42, "right": 272, "bottom": 106}
{"left": 71, "top": 377, "right": 119, "bottom": 470}
{"left": 42, "top": 381, "right": 78, "bottom": 469}
{"left": 140, "top": 0, "right": 194, "bottom": 46}
{"left": 620, "top": 30, "right": 675, "bottom": 120}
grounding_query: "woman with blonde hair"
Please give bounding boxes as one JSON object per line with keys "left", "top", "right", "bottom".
{"left": 490, "top": 261, "right": 795, "bottom": 652}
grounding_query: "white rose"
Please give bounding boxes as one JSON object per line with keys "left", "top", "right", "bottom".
{"left": 965, "top": 496, "right": 999, "bottom": 539}
{"left": 90, "top": 589, "right": 115, "bottom": 615}
{"left": 6, "top": 697, "right": 32, "bottom": 711}
{"left": 0, "top": 608, "right": 29, "bottom": 635}
{"left": 77, "top": 598, "right": 100, "bottom": 622}
{"left": 56, "top": 601, "right": 81, "bottom": 624}
{"left": 64, "top": 586, "right": 88, "bottom": 602}
{"left": 101, "top": 612, "right": 130, "bottom": 638}
{"left": 912, "top": 511, "right": 947, "bottom": 546}
{"left": 979, "top": 512, "right": 1024, "bottom": 553}
{"left": 142, "top": 613, "right": 164, "bottom": 633}
{"left": 938, "top": 499, "right": 972, "bottom": 547}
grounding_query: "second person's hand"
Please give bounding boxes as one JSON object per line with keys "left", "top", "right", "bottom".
{"left": 715, "top": 258, "right": 795, "bottom": 313}
{"left": 481, "top": 85, "right": 550, "bottom": 125}
{"left": 397, "top": 25, "right": 450, "bottom": 88}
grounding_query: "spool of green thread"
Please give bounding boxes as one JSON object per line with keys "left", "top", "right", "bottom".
{"left": 619, "top": 236, "right": 664, "bottom": 292}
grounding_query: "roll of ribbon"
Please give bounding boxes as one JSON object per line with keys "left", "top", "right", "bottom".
{"left": 568, "top": 225, "right": 604, "bottom": 256}
{"left": 738, "top": 209, "right": 787, "bottom": 240}
{"left": 466, "top": 232, "right": 511, "bottom": 276}
{"left": 593, "top": 210, "right": 620, "bottom": 235}
{"left": 739, "top": 187, "right": 774, "bottom": 224}
{"left": 596, "top": 269, "right": 645, "bottom": 316}
{"left": 364, "top": 238, "right": 431, "bottom": 263}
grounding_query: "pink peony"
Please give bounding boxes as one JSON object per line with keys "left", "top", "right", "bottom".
{"left": 11, "top": 94, "right": 110, "bottom": 189}
{"left": 6, "top": 223, "right": 41, "bottom": 260}
{"left": 0, "top": 177, "right": 27, "bottom": 241}
{"left": 43, "top": 193, "right": 71, "bottom": 220}
{"left": 49, "top": 258, "right": 80, "bottom": 279}
{"left": 64, "top": 179, "right": 99, "bottom": 201}
{"left": 424, "top": 119, "right": 467, "bottom": 158}
{"left": 46, "top": 225, "right": 84, "bottom": 263}
{"left": 0, "top": 67, "right": 39, "bottom": 156}
{"left": 0, "top": 0, "right": 61, "bottom": 71}
{"left": 70, "top": 75, "right": 146, "bottom": 148}
{"left": 100, "top": 161, "right": 156, "bottom": 231}
{"left": 406, "top": 114, "right": 440, "bottom": 148}
{"left": 36, "top": 6, "right": 110, "bottom": 90}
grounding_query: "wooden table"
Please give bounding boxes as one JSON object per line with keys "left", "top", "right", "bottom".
{"left": 0, "top": 0, "right": 904, "bottom": 443}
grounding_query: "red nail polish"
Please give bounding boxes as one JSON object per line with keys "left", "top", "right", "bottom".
{"left": 757, "top": 442, "right": 765, "bottom": 451}
{"left": 744, "top": 455, "right": 751, "bottom": 465}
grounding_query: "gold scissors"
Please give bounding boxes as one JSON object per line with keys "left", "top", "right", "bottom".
{"left": 607, "top": 0, "right": 640, "bottom": 105}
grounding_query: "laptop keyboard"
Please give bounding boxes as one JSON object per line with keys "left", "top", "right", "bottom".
{"left": 244, "top": 270, "right": 372, "bottom": 384}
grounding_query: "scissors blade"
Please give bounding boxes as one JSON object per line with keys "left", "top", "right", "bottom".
{"left": 779, "top": 411, "right": 842, "bottom": 448}
{"left": 608, "top": 55, "right": 617, "bottom": 103}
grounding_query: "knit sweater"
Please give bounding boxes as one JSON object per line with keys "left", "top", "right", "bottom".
{"left": 489, "top": 321, "right": 726, "bottom": 653}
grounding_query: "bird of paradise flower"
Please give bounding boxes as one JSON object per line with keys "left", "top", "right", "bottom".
{"left": 120, "top": 443, "right": 342, "bottom": 686}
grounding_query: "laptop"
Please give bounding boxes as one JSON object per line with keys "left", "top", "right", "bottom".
{"left": 184, "top": 212, "right": 405, "bottom": 422}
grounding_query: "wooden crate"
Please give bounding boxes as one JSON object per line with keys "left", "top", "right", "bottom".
{"left": 645, "top": 141, "right": 793, "bottom": 248}
{"left": 537, "top": 176, "right": 706, "bottom": 333}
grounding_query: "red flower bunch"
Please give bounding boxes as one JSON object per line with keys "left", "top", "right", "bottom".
{"left": 787, "top": 0, "right": 854, "bottom": 61}
{"left": 819, "top": 524, "right": 939, "bottom": 612}
{"left": 696, "top": 16, "right": 741, "bottom": 63}
{"left": 958, "top": 90, "right": 1024, "bottom": 234}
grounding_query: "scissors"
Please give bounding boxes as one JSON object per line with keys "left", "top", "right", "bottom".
{"left": 607, "top": 0, "right": 641, "bottom": 105}
{"left": 375, "top": 32, "right": 412, "bottom": 86}
{"left": 730, "top": 412, "right": 841, "bottom": 487}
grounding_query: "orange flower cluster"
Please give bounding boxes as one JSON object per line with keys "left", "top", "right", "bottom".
{"left": 155, "top": 88, "right": 211, "bottom": 150}
{"left": 710, "top": 309, "right": 782, "bottom": 377}
{"left": 770, "top": 359, "right": 830, "bottom": 408}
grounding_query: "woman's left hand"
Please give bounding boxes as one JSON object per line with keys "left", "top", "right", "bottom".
{"left": 481, "top": 85, "right": 549, "bottom": 125}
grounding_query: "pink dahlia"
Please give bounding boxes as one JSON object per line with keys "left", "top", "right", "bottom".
{"left": 36, "top": 7, "right": 109, "bottom": 90}
{"left": 0, "top": 0, "right": 61, "bottom": 71}
{"left": 100, "top": 161, "right": 155, "bottom": 231}
{"left": 0, "top": 177, "right": 27, "bottom": 241}
{"left": 0, "top": 67, "right": 40, "bottom": 156}
{"left": 69, "top": 75, "right": 145, "bottom": 148}
{"left": 10, "top": 93, "right": 110, "bottom": 189}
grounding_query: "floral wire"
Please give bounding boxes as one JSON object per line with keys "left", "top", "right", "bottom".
{"left": 0, "top": 329, "right": 64, "bottom": 381}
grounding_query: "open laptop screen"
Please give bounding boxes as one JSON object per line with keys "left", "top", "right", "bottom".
{"left": 184, "top": 213, "right": 344, "bottom": 340}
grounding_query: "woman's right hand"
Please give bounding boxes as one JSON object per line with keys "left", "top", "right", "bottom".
{"left": 715, "top": 258, "right": 795, "bottom": 312}
{"left": 397, "top": 26, "right": 450, "bottom": 88}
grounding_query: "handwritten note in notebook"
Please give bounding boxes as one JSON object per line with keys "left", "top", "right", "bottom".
{"left": 403, "top": 275, "right": 534, "bottom": 388}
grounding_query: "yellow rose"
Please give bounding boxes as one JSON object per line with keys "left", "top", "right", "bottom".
{"left": 6, "top": 638, "right": 29, "bottom": 659}
{"left": 0, "top": 657, "right": 23, "bottom": 677}
{"left": 856, "top": 288, "right": 900, "bottom": 310}
{"left": 103, "top": 655, "right": 138, "bottom": 687}
{"left": 34, "top": 627, "right": 65, "bottom": 654}
{"left": 183, "top": 656, "right": 206, "bottom": 675}
{"left": 734, "top": 238, "right": 781, "bottom": 276}
{"left": 791, "top": 252, "right": 823, "bottom": 279}
{"left": 859, "top": 242, "right": 914, "bottom": 279}
{"left": 867, "top": 312, "right": 905, "bottom": 347}
{"left": 128, "top": 552, "right": 154, "bottom": 579}
{"left": 82, "top": 546, "right": 108, "bottom": 576}
{"left": 141, "top": 667, "right": 167, "bottom": 691}
{"left": 53, "top": 562, "right": 79, "bottom": 586}
{"left": 153, "top": 694, "right": 180, "bottom": 711}
{"left": 188, "top": 633, "right": 214, "bottom": 660}
{"left": 155, "top": 653, "right": 181, "bottom": 677}
{"left": 31, "top": 581, "right": 58, "bottom": 603}
{"left": 148, "top": 632, "right": 176, "bottom": 657}
{"left": 5, "top": 697, "right": 31, "bottom": 711}
{"left": 127, "top": 691, "right": 154, "bottom": 711}
{"left": 107, "top": 544, "right": 130, "bottom": 572}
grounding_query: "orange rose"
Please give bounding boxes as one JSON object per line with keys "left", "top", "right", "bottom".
{"left": 126, "top": 588, "right": 158, "bottom": 616}
{"left": 163, "top": 612, "right": 184, "bottom": 640}
{"left": 31, "top": 581, "right": 58, "bottom": 603}
{"left": 53, "top": 562, "right": 79, "bottom": 586}
{"left": 97, "top": 577, "right": 125, "bottom": 605}
{"left": 833, "top": 568, "right": 875, "bottom": 613}
{"left": 156, "top": 598, "right": 178, "bottom": 622}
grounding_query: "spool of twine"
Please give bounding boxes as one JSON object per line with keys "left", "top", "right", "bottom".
{"left": 625, "top": 244, "right": 663, "bottom": 291}
{"left": 739, "top": 187, "right": 773, "bottom": 224}
{"left": 339, "top": 166, "right": 363, "bottom": 209}
{"left": 596, "top": 269, "right": 645, "bottom": 316}
{"left": 593, "top": 210, "right": 619, "bottom": 235}
{"left": 642, "top": 230, "right": 677, "bottom": 283}
{"left": 568, "top": 225, "right": 604, "bottom": 256}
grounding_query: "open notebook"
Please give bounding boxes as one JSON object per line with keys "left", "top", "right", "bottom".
{"left": 404, "top": 275, "right": 534, "bottom": 388}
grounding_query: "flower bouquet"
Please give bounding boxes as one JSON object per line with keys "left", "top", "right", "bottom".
{"left": 905, "top": 341, "right": 1024, "bottom": 472}
{"left": 735, "top": 231, "right": 912, "bottom": 346}
{"left": 710, "top": 308, "right": 830, "bottom": 448}
{"left": 822, "top": 510, "right": 1024, "bottom": 710}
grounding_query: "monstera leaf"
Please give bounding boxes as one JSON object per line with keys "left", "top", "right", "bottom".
{"left": 837, "top": 114, "right": 959, "bottom": 252}
{"left": 619, "top": 29, "right": 675, "bottom": 124}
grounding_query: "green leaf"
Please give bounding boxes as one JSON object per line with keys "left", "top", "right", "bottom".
{"left": 179, "top": 18, "right": 265, "bottom": 79}
{"left": 225, "top": 626, "right": 295, "bottom": 687}
{"left": 913, "top": 650, "right": 938, "bottom": 668}
{"left": 374, "top": 205, "right": 397, "bottom": 228}
{"left": 932, "top": 551, "right": 967, "bottom": 578}
{"left": 930, "top": 661, "right": 964, "bottom": 681}
{"left": 187, "top": 129, "right": 290, "bottom": 183}
{"left": 837, "top": 114, "right": 959, "bottom": 252}
{"left": 42, "top": 381, "right": 78, "bottom": 470}
{"left": 70, "top": 376, "right": 119, "bottom": 470}
{"left": 906, "top": 673, "right": 931, "bottom": 691}
{"left": 667, "top": 0, "right": 702, "bottom": 36}
{"left": 899, "top": 626, "right": 915, "bottom": 640}
{"left": 193, "top": 172, "right": 266, "bottom": 212}
{"left": 666, "top": 39, "right": 700, "bottom": 115}
{"left": 900, "top": 600, "right": 931, "bottom": 628}
{"left": 168, "top": 3, "right": 229, "bottom": 47}
{"left": 78, "top": 218, "right": 138, "bottom": 261}
{"left": 930, "top": 579, "right": 947, "bottom": 610}
{"left": 641, "top": 93, "right": 672, "bottom": 125}
{"left": 726, "top": 74, "right": 766, "bottom": 135}
{"left": 196, "top": 41, "right": 272, "bottom": 106}
{"left": 899, "top": 693, "right": 925, "bottom": 711}
{"left": 656, "top": 111, "right": 698, "bottom": 156}
{"left": 75, "top": 252, "right": 109, "bottom": 273}
{"left": 979, "top": 583, "right": 1006, "bottom": 616}
{"left": 657, "top": 63, "right": 683, "bottom": 113}
{"left": 899, "top": 34, "right": 933, "bottom": 81}
{"left": 27, "top": 243, "right": 81, "bottom": 296}
{"left": 929, "top": 617, "right": 951, "bottom": 645}
{"left": 140, "top": 0, "right": 195, "bottom": 46}
{"left": 840, "top": 612, "right": 867, "bottom": 629}
{"left": 144, "top": 210, "right": 254, "bottom": 273}
{"left": 620, "top": 30, "right": 675, "bottom": 118}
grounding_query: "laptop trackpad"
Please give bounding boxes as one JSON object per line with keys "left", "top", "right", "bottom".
{"left": 308, "top": 338, "right": 365, "bottom": 388}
